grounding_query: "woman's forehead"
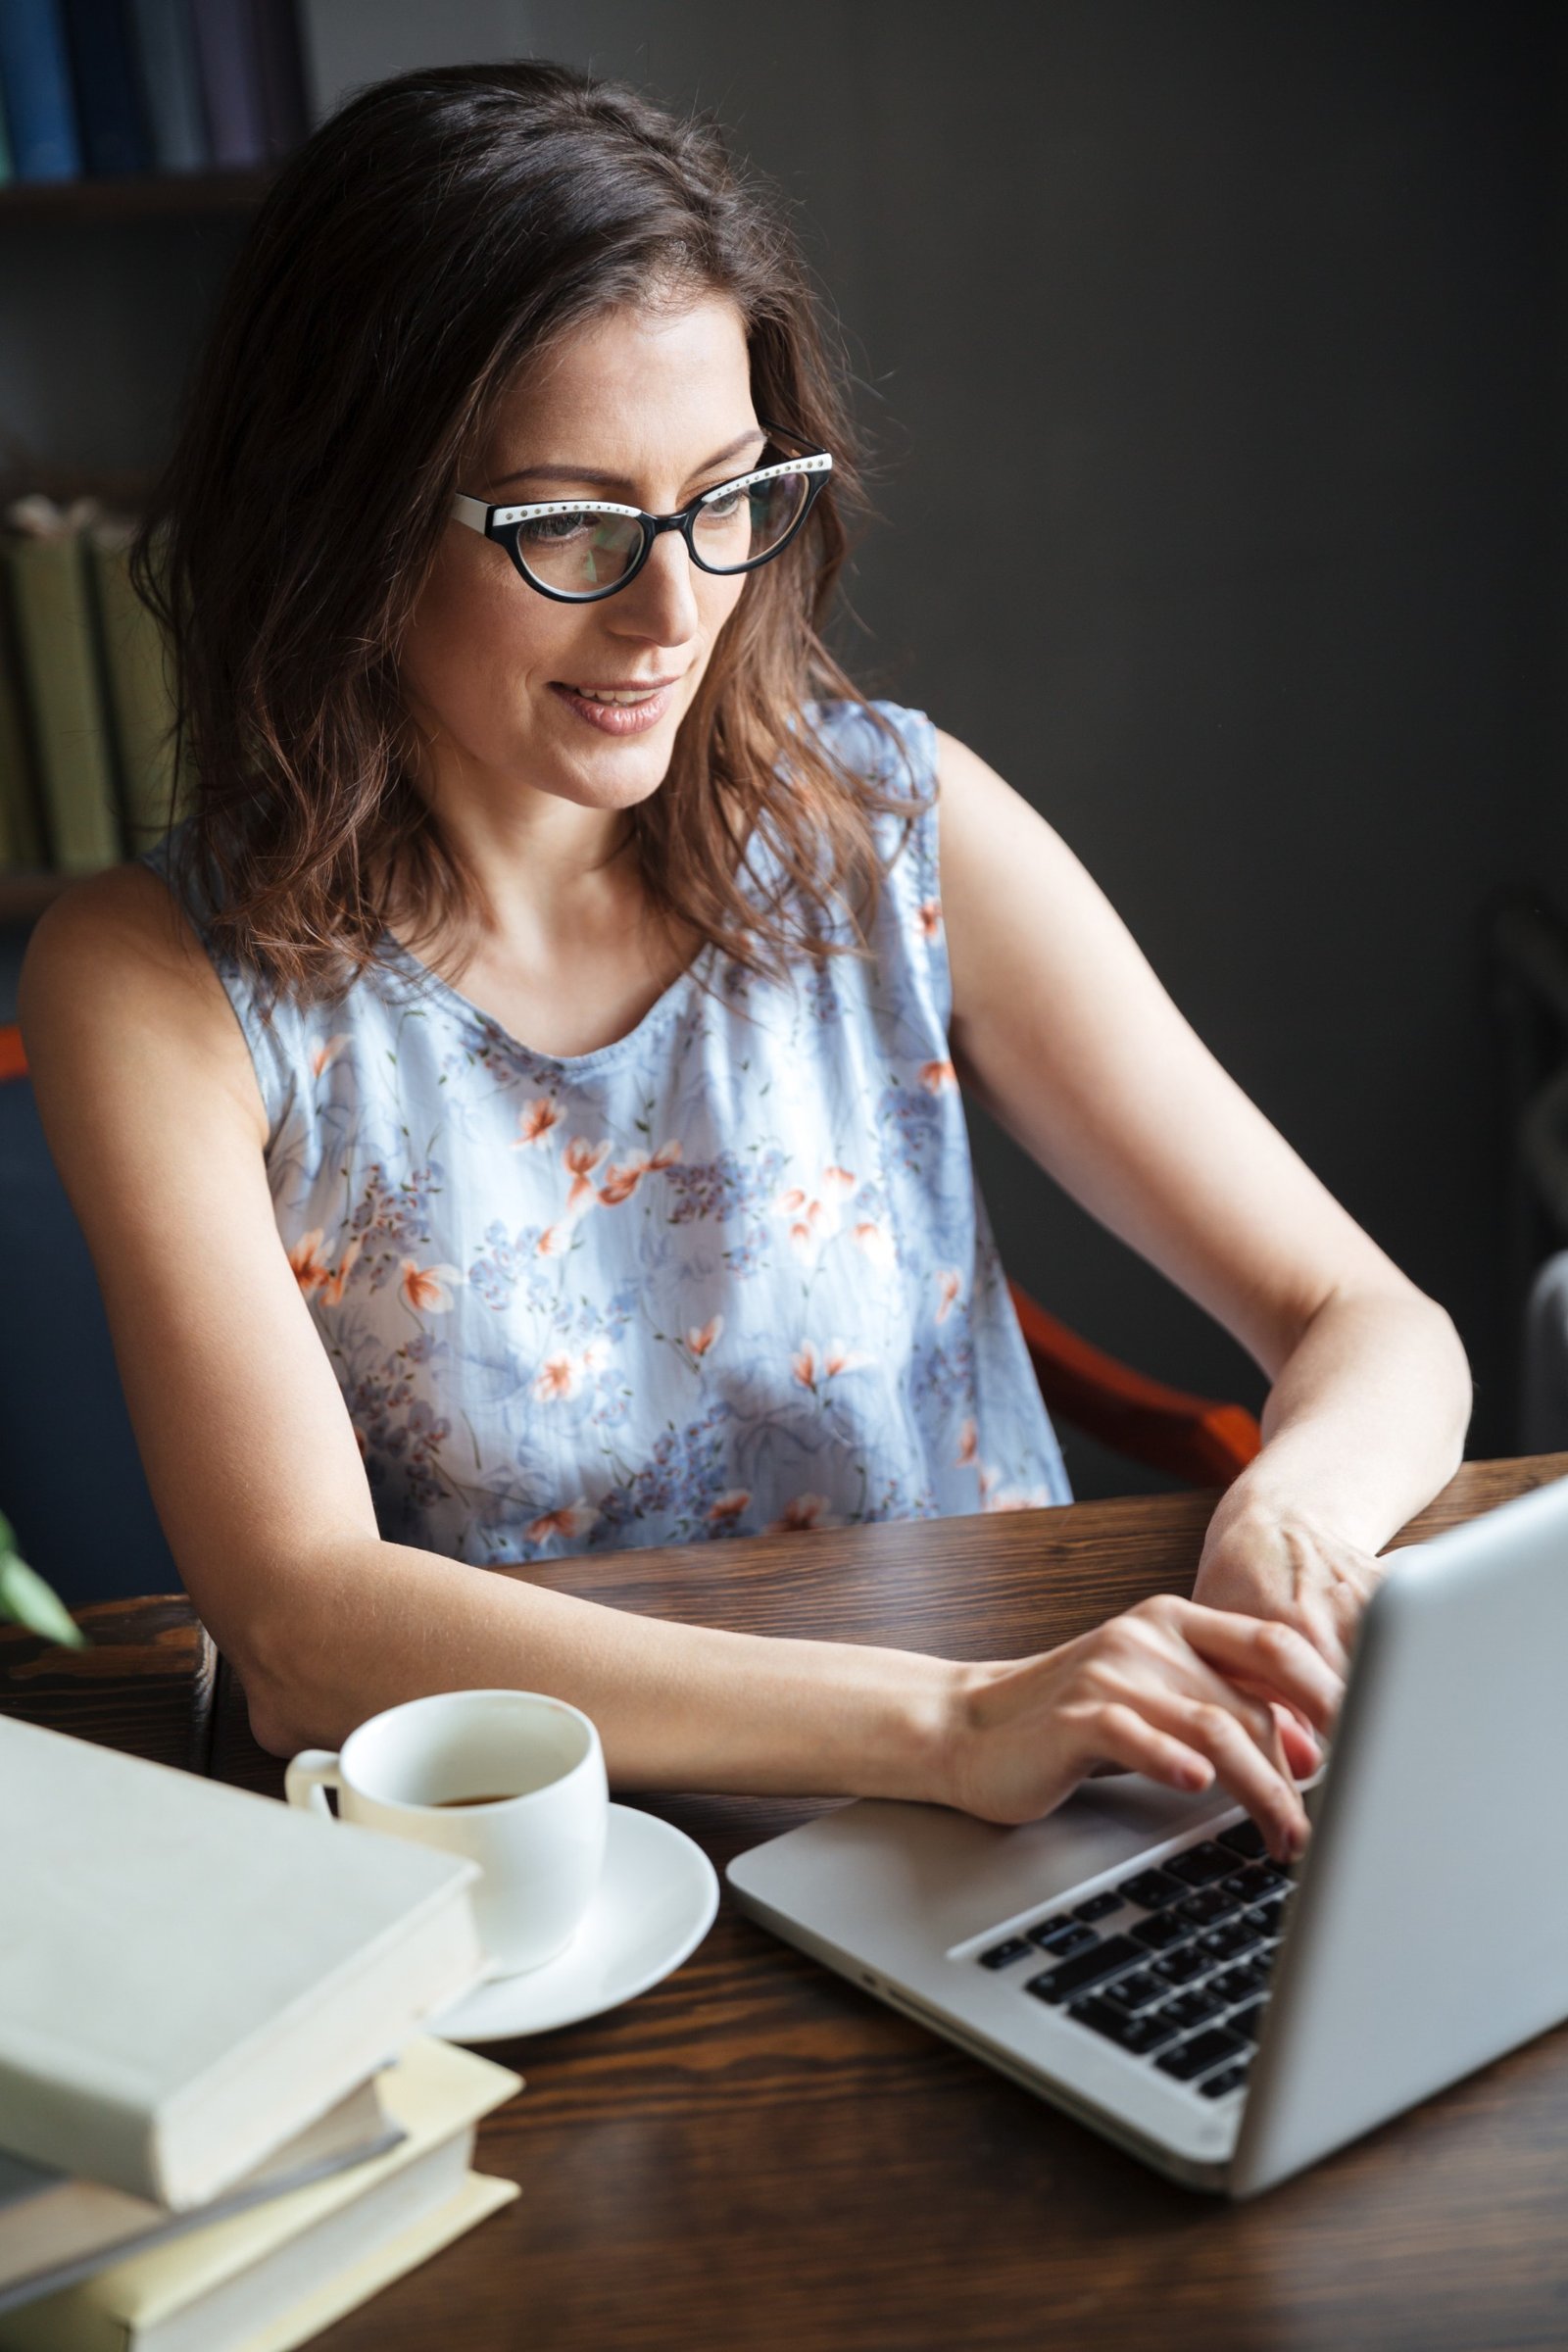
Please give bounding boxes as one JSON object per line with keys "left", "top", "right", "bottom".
{"left": 480, "top": 296, "right": 754, "bottom": 477}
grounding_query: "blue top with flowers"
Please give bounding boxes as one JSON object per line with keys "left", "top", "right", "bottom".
{"left": 144, "top": 698, "right": 1068, "bottom": 1565}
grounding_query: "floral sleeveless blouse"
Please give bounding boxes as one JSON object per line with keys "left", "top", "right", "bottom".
{"left": 146, "top": 700, "right": 1068, "bottom": 1565}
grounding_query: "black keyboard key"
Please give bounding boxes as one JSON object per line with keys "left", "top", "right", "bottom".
{"left": 1164, "top": 1841, "right": 1235, "bottom": 1888}
{"left": 1067, "top": 1995, "right": 1142, "bottom": 2047}
{"left": 1209, "top": 1963, "right": 1266, "bottom": 2005}
{"left": 1252, "top": 1898, "right": 1289, "bottom": 1938}
{"left": 1223, "top": 1864, "right": 1287, "bottom": 1904}
{"left": 1028, "top": 1918, "right": 1098, "bottom": 1956}
{"left": 978, "top": 1936, "right": 1033, "bottom": 1970}
{"left": 1227, "top": 1999, "right": 1268, "bottom": 2044}
{"left": 1176, "top": 1887, "right": 1240, "bottom": 1928}
{"left": 1199, "top": 1920, "right": 1262, "bottom": 1963}
{"left": 1068, "top": 1996, "right": 1183, "bottom": 2056}
{"left": 1025, "top": 1934, "right": 1145, "bottom": 2005}
{"left": 1160, "top": 1988, "right": 1223, "bottom": 2032}
{"left": 1200, "top": 2061, "right": 1250, "bottom": 2099}
{"left": 1116, "top": 1867, "right": 1186, "bottom": 1910}
{"left": 1122, "top": 2009, "right": 1184, "bottom": 2055}
{"left": 1130, "top": 1911, "right": 1191, "bottom": 1954}
{"left": 1103, "top": 1969, "right": 1166, "bottom": 2014}
{"left": 1218, "top": 1819, "right": 1266, "bottom": 1858}
{"left": 1073, "top": 1889, "right": 1126, "bottom": 1923}
{"left": 1153, "top": 1944, "right": 1210, "bottom": 1986}
{"left": 1156, "top": 2025, "right": 1247, "bottom": 2082}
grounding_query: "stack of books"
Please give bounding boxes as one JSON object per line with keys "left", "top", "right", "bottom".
{"left": 0, "top": 493, "right": 180, "bottom": 875}
{"left": 0, "top": 1714, "right": 521, "bottom": 2349}
{"left": 0, "top": 0, "right": 309, "bottom": 185}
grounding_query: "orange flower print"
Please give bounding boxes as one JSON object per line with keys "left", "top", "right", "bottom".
{"left": 563, "top": 1137, "right": 611, "bottom": 1215}
{"left": 935, "top": 1268, "right": 962, "bottom": 1325}
{"left": 853, "top": 1219, "right": 895, "bottom": 1270}
{"left": 768, "top": 1493, "right": 833, "bottom": 1534}
{"left": 821, "top": 1163, "right": 856, "bottom": 1195}
{"left": 514, "top": 1097, "right": 563, "bottom": 1149}
{"left": 525, "top": 1497, "right": 598, "bottom": 1546}
{"left": 919, "top": 1057, "right": 957, "bottom": 1094}
{"left": 956, "top": 1417, "right": 979, "bottom": 1468}
{"left": 708, "top": 1490, "right": 751, "bottom": 1527}
{"left": 822, "top": 1338, "right": 871, "bottom": 1377}
{"left": 687, "top": 1313, "right": 723, "bottom": 1357}
{"left": 777, "top": 1185, "right": 808, "bottom": 1216}
{"left": 536, "top": 1224, "right": 570, "bottom": 1257}
{"left": 400, "top": 1258, "right": 462, "bottom": 1314}
{"left": 914, "top": 899, "right": 943, "bottom": 940}
{"left": 533, "top": 1353, "right": 577, "bottom": 1402}
{"left": 984, "top": 1482, "right": 1054, "bottom": 1514}
{"left": 791, "top": 1343, "right": 818, "bottom": 1391}
{"left": 310, "top": 1033, "right": 350, "bottom": 1080}
{"left": 597, "top": 1153, "right": 649, "bottom": 1206}
{"left": 647, "top": 1139, "right": 683, "bottom": 1169}
{"left": 287, "top": 1228, "right": 331, "bottom": 1295}
{"left": 319, "top": 1235, "right": 364, "bottom": 1309}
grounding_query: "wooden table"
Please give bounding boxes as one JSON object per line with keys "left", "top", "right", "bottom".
{"left": 5, "top": 1455, "right": 1566, "bottom": 2351}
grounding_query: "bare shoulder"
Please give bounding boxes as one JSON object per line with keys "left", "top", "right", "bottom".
{"left": 19, "top": 860, "right": 265, "bottom": 1141}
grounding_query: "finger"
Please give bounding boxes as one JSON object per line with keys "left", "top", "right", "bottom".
{"left": 1273, "top": 1704, "right": 1321, "bottom": 1782}
{"left": 1168, "top": 1603, "right": 1344, "bottom": 1734}
{"left": 1133, "top": 1689, "right": 1309, "bottom": 1862}
{"left": 1072, "top": 1700, "right": 1217, "bottom": 1798}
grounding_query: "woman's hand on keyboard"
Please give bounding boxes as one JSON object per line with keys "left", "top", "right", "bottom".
{"left": 1190, "top": 1494, "right": 1384, "bottom": 1679}
{"left": 937, "top": 1594, "right": 1343, "bottom": 1863}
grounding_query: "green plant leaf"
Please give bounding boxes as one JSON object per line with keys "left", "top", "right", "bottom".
{"left": 0, "top": 1551, "right": 86, "bottom": 1648}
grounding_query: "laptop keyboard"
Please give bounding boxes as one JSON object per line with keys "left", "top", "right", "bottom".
{"left": 975, "top": 1818, "right": 1296, "bottom": 2101}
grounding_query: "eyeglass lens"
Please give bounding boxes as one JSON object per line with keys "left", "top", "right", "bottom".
{"left": 514, "top": 465, "right": 812, "bottom": 595}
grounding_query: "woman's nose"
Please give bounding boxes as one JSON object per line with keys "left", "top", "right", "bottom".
{"left": 610, "top": 525, "right": 702, "bottom": 648}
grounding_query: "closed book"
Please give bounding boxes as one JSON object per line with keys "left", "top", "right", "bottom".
{"left": 0, "top": 0, "right": 81, "bottom": 181}
{"left": 187, "top": 0, "right": 261, "bottom": 167}
{"left": 61, "top": 0, "right": 150, "bottom": 175}
{"left": 0, "top": 2039, "right": 521, "bottom": 2352}
{"left": 124, "top": 0, "right": 205, "bottom": 172}
{"left": 0, "top": 2074, "right": 401, "bottom": 2314}
{"left": 85, "top": 514, "right": 182, "bottom": 849}
{"left": 0, "top": 571, "right": 47, "bottom": 867}
{"left": 0, "top": 1714, "right": 484, "bottom": 2208}
{"left": 2, "top": 496, "right": 121, "bottom": 872}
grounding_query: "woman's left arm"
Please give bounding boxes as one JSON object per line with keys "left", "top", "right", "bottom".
{"left": 935, "top": 728, "right": 1472, "bottom": 1672}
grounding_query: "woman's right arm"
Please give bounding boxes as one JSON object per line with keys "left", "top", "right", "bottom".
{"left": 19, "top": 871, "right": 1339, "bottom": 1860}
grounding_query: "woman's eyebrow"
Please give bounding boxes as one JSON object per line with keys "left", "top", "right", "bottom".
{"left": 491, "top": 427, "right": 767, "bottom": 492}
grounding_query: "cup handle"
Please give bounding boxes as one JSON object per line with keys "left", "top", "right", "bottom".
{"left": 284, "top": 1748, "right": 343, "bottom": 1818}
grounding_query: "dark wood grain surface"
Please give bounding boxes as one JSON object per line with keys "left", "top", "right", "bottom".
{"left": 6, "top": 1455, "right": 1566, "bottom": 2350}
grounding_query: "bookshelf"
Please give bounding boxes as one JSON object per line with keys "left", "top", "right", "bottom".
{"left": 0, "top": 169, "right": 273, "bottom": 224}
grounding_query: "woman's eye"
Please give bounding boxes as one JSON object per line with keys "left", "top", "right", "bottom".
{"left": 701, "top": 488, "right": 748, "bottom": 520}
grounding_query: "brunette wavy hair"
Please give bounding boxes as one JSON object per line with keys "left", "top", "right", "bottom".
{"left": 130, "top": 57, "right": 924, "bottom": 1004}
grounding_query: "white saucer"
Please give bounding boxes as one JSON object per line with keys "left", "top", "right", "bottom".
{"left": 426, "top": 1802, "right": 719, "bottom": 2043}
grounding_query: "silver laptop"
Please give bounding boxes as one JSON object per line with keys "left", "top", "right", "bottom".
{"left": 727, "top": 1473, "right": 1568, "bottom": 2195}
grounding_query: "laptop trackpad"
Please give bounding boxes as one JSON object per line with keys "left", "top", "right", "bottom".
{"left": 728, "top": 1779, "right": 1235, "bottom": 1959}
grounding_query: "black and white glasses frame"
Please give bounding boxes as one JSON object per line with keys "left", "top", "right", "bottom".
{"left": 448, "top": 424, "right": 833, "bottom": 603}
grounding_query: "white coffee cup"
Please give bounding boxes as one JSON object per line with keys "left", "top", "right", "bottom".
{"left": 284, "top": 1689, "right": 609, "bottom": 1977}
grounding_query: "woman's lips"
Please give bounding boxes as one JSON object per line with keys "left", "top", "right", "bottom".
{"left": 549, "top": 681, "right": 678, "bottom": 735}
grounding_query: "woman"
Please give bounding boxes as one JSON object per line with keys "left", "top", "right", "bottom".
{"left": 20, "top": 62, "right": 1468, "bottom": 1862}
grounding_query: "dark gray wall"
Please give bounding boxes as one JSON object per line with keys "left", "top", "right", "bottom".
{"left": 5, "top": 1, "right": 1562, "bottom": 1493}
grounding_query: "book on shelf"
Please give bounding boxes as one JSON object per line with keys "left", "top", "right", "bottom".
{"left": 61, "top": 0, "right": 153, "bottom": 177}
{"left": 1, "top": 495, "right": 122, "bottom": 871}
{"left": 0, "top": 2037, "right": 522, "bottom": 2352}
{"left": 0, "top": 0, "right": 309, "bottom": 189}
{"left": 1, "top": 493, "right": 184, "bottom": 871}
{"left": 125, "top": 0, "right": 209, "bottom": 174}
{"left": 0, "top": 1711, "right": 486, "bottom": 2208}
{"left": 0, "top": 1, "right": 82, "bottom": 184}
{"left": 0, "top": 575, "right": 47, "bottom": 866}
{"left": 0, "top": 2073, "right": 401, "bottom": 2314}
